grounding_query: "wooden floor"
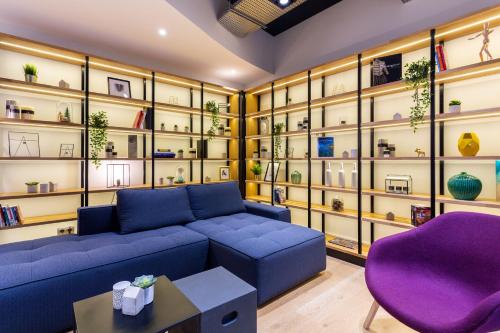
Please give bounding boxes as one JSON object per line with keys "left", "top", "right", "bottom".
{"left": 257, "top": 257, "right": 416, "bottom": 333}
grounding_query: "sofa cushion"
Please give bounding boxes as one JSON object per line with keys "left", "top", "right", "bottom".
{"left": 0, "top": 225, "right": 207, "bottom": 290}
{"left": 186, "top": 182, "right": 246, "bottom": 220}
{"left": 185, "top": 212, "right": 322, "bottom": 259}
{"left": 117, "top": 188, "right": 195, "bottom": 234}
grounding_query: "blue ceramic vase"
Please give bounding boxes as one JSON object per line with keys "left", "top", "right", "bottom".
{"left": 447, "top": 172, "right": 482, "bottom": 201}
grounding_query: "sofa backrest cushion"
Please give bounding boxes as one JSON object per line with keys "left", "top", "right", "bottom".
{"left": 186, "top": 182, "right": 246, "bottom": 220}
{"left": 117, "top": 188, "right": 195, "bottom": 234}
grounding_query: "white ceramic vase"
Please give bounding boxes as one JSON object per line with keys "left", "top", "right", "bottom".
{"left": 143, "top": 285, "right": 154, "bottom": 305}
{"left": 112, "top": 281, "right": 131, "bottom": 310}
{"left": 449, "top": 105, "right": 461, "bottom": 113}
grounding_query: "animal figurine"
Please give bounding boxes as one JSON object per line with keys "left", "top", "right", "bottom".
{"left": 468, "top": 22, "right": 494, "bottom": 62}
{"left": 415, "top": 148, "right": 426, "bottom": 158}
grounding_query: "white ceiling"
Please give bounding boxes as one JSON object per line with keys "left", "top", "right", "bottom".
{"left": 0, "top": 0, "right": 271, "bottom": 89}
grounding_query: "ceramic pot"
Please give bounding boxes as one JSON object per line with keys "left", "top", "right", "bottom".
{"left": 178, "top": 152, "right": 183, "bottom": 159}
{"left": 113, "top": 281, "right": 131, "bottom": 310}
{"left": 143, "top": 285, "right": 154, "bottom": 305}
{"left": 40, "top": 183, "right": 49, "bottom": 193}
{"left": 167, "top": 178, "right": 174, "bottom": 186}
{"left": 254, "top": 174, "right": 261, "bottom": 181}
{"left": 447, "top": 172, "right": 482, "bottom": 201}
{"left": 25, "top": 74, "right": 37, "bottom": 83}
{"left": 26, "top": 184, "right": 38, "bottom": 193}
{"left": 290, "top": 171, "right": 302, "bottom": 184}
{"left": 458, "top": 132, "right": 480, "bottom": 157}
{"left": 449, "top": 105, "right": 461, "bottom": 113}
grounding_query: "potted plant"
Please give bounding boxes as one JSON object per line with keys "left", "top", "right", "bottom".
{"left": 206, "top": 100, "right": 219, "bottom": 141}
{"left": 188, "top": 148, "right": 196, "bottom": 159}
{"left": 89, "top": 111, "right": 108, "bottom": 168}
{"left": 250, "top": 163, "right": 262, "bottom": 180}
{"left": 23, "top": 64, "right": 38, "bottom": 83}
{"left": 132, "top": 275, "right": 157, "bottom": 305}
{"left": 273, "top": 122, "right": 285, "bottom": 159}
{"left": 177, "top": 149, "right": 184, "bottom": 159}
{"left": 25, "top": 181, "right": 39, "bottom": 193}
{"left": 403, "top": 58, "right": 430, "bottom": 132}
{"left": 449, "top": 100, "right": 462, "bottom": 113}
{"left": 167, "top": 176, "right": 175, "bottom": 186}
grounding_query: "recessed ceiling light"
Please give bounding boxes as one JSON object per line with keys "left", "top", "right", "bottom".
{"left": 158, "top": 28, "right": 168, "bottom": 37}
{"left": 279, "top": 0, "right": 290, "bottom": 5}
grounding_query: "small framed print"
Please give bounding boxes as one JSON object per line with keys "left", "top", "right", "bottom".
{"left": 108, "top": 77, "right": 131, "bottom": 98}
{"left": 59, "top": 144, "right": 74, "bottom": 158}
{"left": 219, "top": 166, "right": 230, "bottom": 180}
{"left": 264, "top": 162, "right": 280, "bottom": 182}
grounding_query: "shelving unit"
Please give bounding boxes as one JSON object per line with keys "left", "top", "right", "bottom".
{"left": 243, "top": 5, "right": 500, "bottom": 263}
{"left": 0, "top": 32, "right": 240, "bottom": 238}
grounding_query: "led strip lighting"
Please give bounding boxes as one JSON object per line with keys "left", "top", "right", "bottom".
{"left": 0, "top": 83, "right": 82, "bottom": 99}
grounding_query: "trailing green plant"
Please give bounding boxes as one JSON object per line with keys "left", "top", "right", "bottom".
{"left": 273, "top": 122, "right": 285, "bottom": 159}
{"left": 206, "top": 100, "right": 219, "bottom": 141}
{"left": 403, "top": 58, "right": 431, "bottom": 132}
{"left": 89, "top": 111, "right": 108, "bottom": 168}
{"left": 23, "top": 64, "right": 38, "bottom": 76}
{"left": 25, "top": 181, "right": 39, "bottom": 186}
{"left": 449, "top": 100, "right": 462, "bottom": 106}
{"left": 250, "top": 163, "right": 262, "bottom": 176}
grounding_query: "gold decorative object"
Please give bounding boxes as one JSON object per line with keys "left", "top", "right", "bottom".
{"left": 458, "top": 132, "right": 480, "bottom": 157}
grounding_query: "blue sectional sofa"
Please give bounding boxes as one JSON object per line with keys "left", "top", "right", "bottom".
{"left": 0, "top": 182, "right": 325, "bottom": 333}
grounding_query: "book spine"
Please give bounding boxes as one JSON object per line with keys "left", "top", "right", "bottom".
{"left": 11, "top": 206, "right": 20, "bottom": 225}
{"left": 7, "top": 206, "right": 16, "bottom": 225}
{"left": 0, "top": 204, "right": 4, "bottom": 228}
{"left": 16, "top": 205, "right": 23, "bottom": 224}
{"left": 132, "top": 111, "right": 140, "bottom": 129}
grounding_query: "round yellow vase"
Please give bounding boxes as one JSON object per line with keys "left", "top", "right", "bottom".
{"left": 458, "top": 132, "right": 480, "bottom": 157}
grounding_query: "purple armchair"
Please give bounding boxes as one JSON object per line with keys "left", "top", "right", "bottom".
{"left": 364, "top": 212, "right": 500, "bottom": 333}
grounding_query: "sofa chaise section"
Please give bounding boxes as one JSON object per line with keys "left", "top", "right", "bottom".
{"left": 185, "top": 182, "right": 326, "bottom": 305}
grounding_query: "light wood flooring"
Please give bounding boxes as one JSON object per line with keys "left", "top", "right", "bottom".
{"left": 257, "top": 256, "right": 416, "bottom": 333}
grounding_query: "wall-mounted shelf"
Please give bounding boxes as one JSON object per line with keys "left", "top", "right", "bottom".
{"left": 0, "top": 77, "right": 83, "bottom": 99}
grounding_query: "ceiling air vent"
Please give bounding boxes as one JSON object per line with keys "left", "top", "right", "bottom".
{"left": 218, "top": 0, "right": 306, "bottom": 37}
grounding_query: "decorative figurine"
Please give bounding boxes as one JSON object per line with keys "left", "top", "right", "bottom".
{"left": 393, "top": 112, "right": 402, "bottom": 120}
{"left": 160, "top": 123, "right": 165, "bottom": 131}
{"left": 415, "top": 148, "right": 426, "bottom": 158}
{"left": 342, "top": 150, "right": 349, "bottom": 159}
{"left": 386, "top": 212, "right": 395, "bottom": 221}
{"left": 468, "top": 22, "right": 494, "bottom": 62}
{"left": 173, "top": 124, "right": 178, "bottom": 132}
{"left": 58, "top": 80, "right": 70, "bottom": 89}
{"left": 184, "top": 126, "right": 189, "bottom": 133}
{"left": 332, "top": 197, "right": 344, "bottom": 212}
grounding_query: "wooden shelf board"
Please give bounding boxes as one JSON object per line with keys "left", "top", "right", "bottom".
{"left": 436, "top": 156, "right": 500, "bottom": 160}
{"left": 1, "top": 212, "right": 78, "bottom": 230}
{"left": 311, "top": 91, "right": 358, "bottom": 109}
{"left": 325, "top": 233, "right": 369, "bottom": 258}
{"left": 0, "top": 188, "right": 84, "bottom": 200}
{"left": 311, "top": 124, "right": 358, "bottom": 135}
{"left": 436, "top": 195, "right": 500, "bottom": 209}
{"left": 107, "top": 126, "right": 151, "bottom": 134}
{"left": 363, "top": 156, "right": 430, "bottom": 161}
{"left": 0, "top": 77, "right": 83, "bottom": 99}
{"left": 89, "top": 91, "right": 151, "bottom": 108}
{"left": 0, "top": 117, "right": 83, "bottom": 130}
{"left": 362, "top": 214, "right": 414, "bottom": 230}
{"left": 0, "top": 157, "right": 82, "bottom": 161}
{"left": 362, "top": 189, "right": 430, "bottom": 201}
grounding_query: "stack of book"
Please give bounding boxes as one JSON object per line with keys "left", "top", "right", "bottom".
{"left": 154, "top": 149, "right": 176, "bottom": 158}
{"left": 435, "top": 45, "right": 447, "bottom": 72}
{"left": 0, "top": 205, "right": 23, "bottom": 228}
{"left": 132, "top": 107, "right": 153, "bottom": 129}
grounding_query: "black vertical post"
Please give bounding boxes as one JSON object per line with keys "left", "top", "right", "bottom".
{"left": 200, "top": 83, "right": 204, "bottom": 183}
{"left": 151, "top": 72, "right": 156, "bottom": 189}
{"left": 285, "top": 87, "right": 289, "bottom": 199}
{"left": 226, "top": 95, "right": 230, "bottom": 167}
{"left": 438, "top": 41, "right": 445, "bottom": 215}
{"left": 257, "top": 95, "right": 261, "bottom": 196}
{"left": 189, "top": 88, "right": 194, "bottom": 182}
{"left": 239, "top": 92, "right": 246, "bottom": 196}
{"left": 142, "top": 78, "right": 147, "bottom": 185}
{"left": 370, "top": 96, "right": 375, "bottom": 244}
{"left": 430, "top": 29, "right": 437, "bottom": 218}
{"left": 357, "top": 53, "right": 362, "bottom": 255}
{"left": 271, "top": 83, "right": 275, "bottom": 205}
{"left": 80, "top": 65, "right": 85, "bottom": 207}
{"left": 307, "top": 71, "right": 312, "bottom": 228}
{"left": 321, "top": 76, "right": 326, "bottom": 233}
{"left": 84, "top": 56, "right": 89, "bottom": 206}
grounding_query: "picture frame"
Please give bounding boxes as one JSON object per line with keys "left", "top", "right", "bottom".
{"left": 59, "top": 144, "right": 75, "bottom": 158}
{"left": 8, "top": 131, "right": 40, "bottom": 157}
{"left": 219, "top": 166, "right": 230, "bottom": 180}
{"left": 264, "top": 162, "right": 280, "bottom": 182}
{"left": 371, "top": 54, "right": 402, "bottom": 86}
{"left": 317, "top": 136, "right": 334, "bottom": 157}
{"left": 108, "top": 77, "right": 132, "bottom": 98}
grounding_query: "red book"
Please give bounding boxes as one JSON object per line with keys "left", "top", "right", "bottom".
{"left": 436, "top": 45, "right": 447, "bottom": 71}
{"left": 132, "top": 111, "right": 141, "bottom": 128}
{"left": 136, "top": 111, "right": 144, "bottom": 129}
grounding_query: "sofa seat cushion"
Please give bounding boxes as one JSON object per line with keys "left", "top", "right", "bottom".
{"left": 185, "top": 213, "right": 326, "bottom": 305}
{"left": 117, "top": 187, "right": 195, "bottom": 234}
{"left": 0, "top": 225, "right": 207, "bottom": 290}
{"left": 185, "top": 213, "right": 322, "bottom": 259}
{"left": 186, "top": 182, "right": 246, "bottom": 220}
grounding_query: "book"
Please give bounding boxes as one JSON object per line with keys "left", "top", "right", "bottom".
{"left": 0, "top": 205, "right": 4, "bottom": 228}
{"left": 12, "top": 206, "right": 22, "bottom": 225}
{"left": 317, "top": 137, "right": 334, "bottom": 157}
{"left": 144, "top": 107, "right": 153, "bottom": 130}
{"left": 2, "top": 206, "right": 11, "bottom": 226}
{"left": 436, "top": 45, "right": 447, "bottom": 71}
{"left": 132, "top": 111, "right": 141, "bottom": 128}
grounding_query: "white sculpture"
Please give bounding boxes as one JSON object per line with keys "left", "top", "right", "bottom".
{"left": 122, "top": 286, "right": 145, "bottom": 316}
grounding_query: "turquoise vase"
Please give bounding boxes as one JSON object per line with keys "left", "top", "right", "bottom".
{"left": 291, "top": 171, "right": 302, "bottom": 184}
{"left": 447, "top": 172, "right": 482, "bottom": 201}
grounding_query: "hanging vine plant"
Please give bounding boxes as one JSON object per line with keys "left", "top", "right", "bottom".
{"left": 273, "top": 122, "right": 285, "bottom": 160}
{"left": 206, "top": 100, "right": 219, "bottom": 141}
{"left": 403, "top": 57, "right": 431, "bottom": 132}
{"left": 89, "top": 111, "right": 108, "bottom": 168}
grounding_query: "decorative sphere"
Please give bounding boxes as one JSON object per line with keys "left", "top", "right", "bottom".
{"left": 458, "top": 132, "right": 480, "bottom": 157}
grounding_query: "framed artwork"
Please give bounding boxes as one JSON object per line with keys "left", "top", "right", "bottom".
{"left": 59, "top": 144, "right": 74, "bottom": 158}
{"left": 317, "top": 136, "right": 334, "bottom": 157}
{"left": 8, "top": 131, "right": 40, "bottom": 157}
{"left": 371, "top": 54, "right": 402, "bottom": 86}
{"left": 108, "top": 77, "right": 131, "bottom": 98}
{"left": 219, "top": 166, "right": 230, "bottom": 180}
{"left": 264, "top": 162, "right": 280, "bottom": 182}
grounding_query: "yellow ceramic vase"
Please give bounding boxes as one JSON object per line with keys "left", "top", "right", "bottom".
{"left": 458, "top": 132, "right": 480, "bottom": 157}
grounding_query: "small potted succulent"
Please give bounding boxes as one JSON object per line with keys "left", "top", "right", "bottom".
{"left": 23, "top": 64, "right": 38, "bottom": 83}
{"left": 291, "top": 170, "right": 302, "bottom": 184}
{"left": 25, "top": 181, "right": 39, "bottom": 193}
{"left": 167, "top": 176, "right": 175, "bottom": 186}
{"left": 449, "top": 100, "right": 462, "bottom": 113}
{"left": 177, "top": 149, "right": 184, "bottom": 159}
{"left": 132, "top": 275, "right": 157, "bottom": 305}
{"left": 250, "top": 163, "right": 262, "bottom": 180}
{"left": 217, "top": 124, "right": 225, "bottom": 136}
{"left": 188, "top": 148, "right": 196, "bottom": 159}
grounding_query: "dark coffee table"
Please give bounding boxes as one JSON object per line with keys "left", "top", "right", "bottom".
{"left": 73, "top": 275, "right": 200, "bottom": 333}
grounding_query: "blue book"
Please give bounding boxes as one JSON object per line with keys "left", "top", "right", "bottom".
{"left": 317, "top": 137, "right": 334, "bottom": 157}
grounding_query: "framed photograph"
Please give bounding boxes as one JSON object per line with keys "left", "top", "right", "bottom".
{"left": 8, "top": 131, "right": 40, "bottom": 157}
{"left": 371, "top": 54, "right": 402, "bottom": 86}
{"left": 108, "top": 77, "right": 131, "bottom": 98}
{"left": 317, "top": 136, "right": 334, "bottom": 157}
{"left": 59, "top": 144, "right": 74, "bottom": 158}
{"left": 219, "top": 166, "right": 230, "bottom": 180}
{"left": 264, "top": 162, "right": 280, "bottom": 182}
